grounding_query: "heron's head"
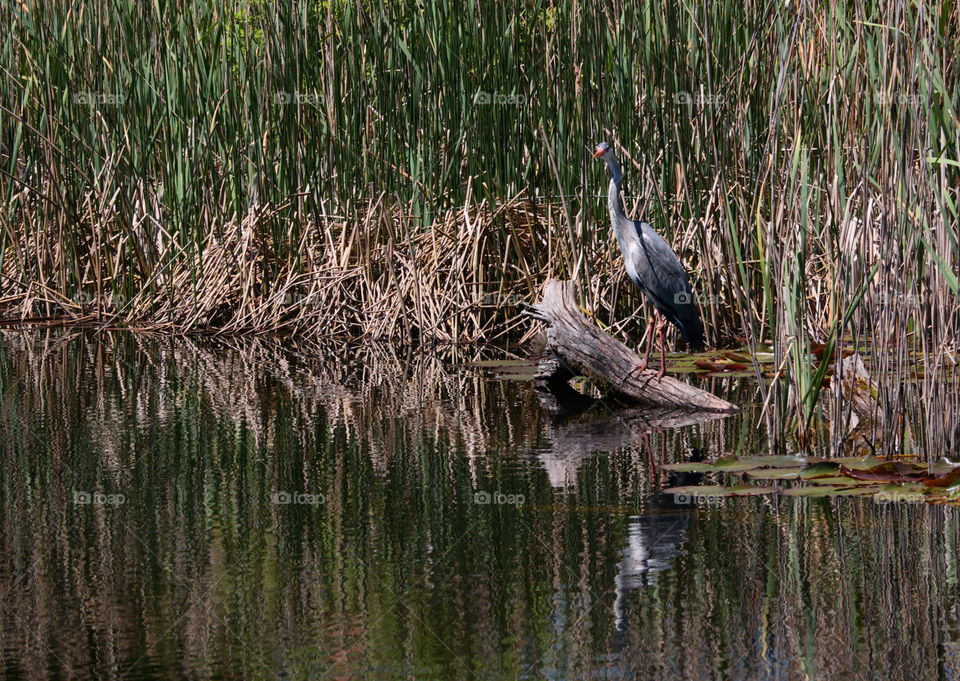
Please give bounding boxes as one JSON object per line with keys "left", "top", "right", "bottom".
{"left": 593, "top": 142, "right": 612, "bottom": 160}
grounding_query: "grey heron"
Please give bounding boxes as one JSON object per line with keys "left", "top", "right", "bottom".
{"left": 594, "top": 141, "right": 705, "bottom": 375}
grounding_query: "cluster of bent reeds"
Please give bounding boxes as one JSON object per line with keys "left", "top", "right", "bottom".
{"left": 1, "top": 0, "right": 958, "bottom": 450}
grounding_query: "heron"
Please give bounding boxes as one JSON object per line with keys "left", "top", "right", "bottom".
{"left": 593, "top": 141, "right": 705, "bottom": 376}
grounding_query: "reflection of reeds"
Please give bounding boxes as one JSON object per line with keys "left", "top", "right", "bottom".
{"left": 2, "top": 0, "right": 958, "bottom": 446}
{"left": 0, "top": 331, "right": 758, "bottom": 679}
{"left": 0, "top": 332, "right": 956, "bottom": 679}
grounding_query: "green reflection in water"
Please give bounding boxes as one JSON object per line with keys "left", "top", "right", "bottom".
{"left": 0, "top": 331, "right": 958, "bottom": 680}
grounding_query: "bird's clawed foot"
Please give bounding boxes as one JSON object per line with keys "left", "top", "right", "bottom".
{"left": 655, "top": 360, "right": 666, "bottom": 380}
{"left": 624, "top": 358, "right": 667, "bottom": 383}
{"left": 623, "top": 361, "right": 648, "bottom": 383}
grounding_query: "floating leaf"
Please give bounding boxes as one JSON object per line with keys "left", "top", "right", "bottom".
{"left": 883, "top": 482, "right": 929, "bottom": 493}
{"left": 783, "top": 485, "right": 844, "bottom": 497}
{"left": 660, "top": 462, "right": 717, "bottom": 473}
{"left": 694, "top": 360, "right": 749, "bottom": 373}
{"left": 713, "top": 456, "right": 762, "bottom": 472}
{"left": 872, "top": 483, "right": 928, "bottom": 503}
{"left": 724, "top": 484, "right": 782, "bottom": 496}
{"left": 659, "top": 453, "right": 960, "bottom": 507}
{"left": 807, "top": 476, "right": 883, "bottom": 486}
{"left": 798, "top": 462, "right": 841, "bottom": 479}
{"left": 661, "top": 485, "right": 730, "bottom": 496}
{"left": 782, "top": 485, "right": 877, "bottom": 497}
{"left": 922, "top": 468, "right": 960, "bottom": 490}
{"left": 667, "top": 366, "right": 702, "bottom": 374}
{"left": 839, "top": 465, "right": 923, "bottom": 483}
{"left": 741, "top": 455, "right": 814, "bottom": 468}
{"left": 831, "top": 455, "right": 883, "bottom": 470}
{"left": 926, "top": 490, "right": 960, "bottom": 505}
{"left": 745, "top": 467, "right": 804, "bottom": 480}
{"left": 662, "top": 484, "right": 780, "bottom": 498}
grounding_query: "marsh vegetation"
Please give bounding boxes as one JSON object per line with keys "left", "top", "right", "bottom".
{"left": 1, "top": 3, "right": 958, "bottom": 440}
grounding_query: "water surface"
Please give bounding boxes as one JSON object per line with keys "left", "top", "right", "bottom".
{"left": 0, "top": 332, "right": 957, "bottom": 680}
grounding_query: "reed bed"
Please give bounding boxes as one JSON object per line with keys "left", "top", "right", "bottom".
{"left": 1, "top": 0, "right": 958, "bottom": 450}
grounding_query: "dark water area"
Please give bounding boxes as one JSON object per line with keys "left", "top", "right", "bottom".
{"left": 0, "top": 331, "right": 958, "bottom": 680}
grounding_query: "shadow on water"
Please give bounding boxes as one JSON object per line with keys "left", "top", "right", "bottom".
{"left": 0, "top": 331, "right": 958, "bottom": 680}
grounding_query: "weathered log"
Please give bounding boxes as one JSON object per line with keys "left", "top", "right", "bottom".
{"left": 830, "top": 352, "right": 883, "bottom": 454}
{"left": 836, "top": 353, "right": 881, "bottom": 424}
{"left": 525, "top": 279, "right": 739, "bottom": 414}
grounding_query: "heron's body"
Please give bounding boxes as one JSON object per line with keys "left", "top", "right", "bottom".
{"left": 596, "top": 142, "right": 705, "bottom": 354}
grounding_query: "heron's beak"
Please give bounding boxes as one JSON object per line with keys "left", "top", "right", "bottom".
{"left": 593, "top": 148, "right": 606, "bottom": 159}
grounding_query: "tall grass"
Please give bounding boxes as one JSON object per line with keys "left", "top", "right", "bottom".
{"left": 1, "top": 0, "right": 958, "bottom": 451}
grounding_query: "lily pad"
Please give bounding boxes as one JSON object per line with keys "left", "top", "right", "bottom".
{"left": 831, "top": 455, "right": 883, "bottom": 470}
{"left": 807, "top": 476, "right": 883, "bottom": 486}
{"left": 667, "top": 366, "right": 702, "bottom": 374}
{"left": 662, "top": 485, "right": 729, "bottom": 496}
{"left": 723, "top": 484, "right": 782, "bottom": 496}
{"left": 662, "top": 484, "right": 780, "bottom": 498}
{"left": 872, "top": 484, "right": 928, "bottom": 503}
{"left": 922, "top": 468, "right": 960, "bottom": 490}
{"left": 798, "top": 462, "right": 842, "bottom": 479}
{"left": 660, "top": 462, "right": 718, "bottom": 473}
{"left": 782, "top": 485, "right": 877, "bottom": 497}
{"left": 840, "top": 465, "right": 926, "bottom": 483}
{"left": 658, "top": 452, "right": 960, "bottom": 507}
{"left": 713, "top": 456, "right": 761, "bottom": 472}
{"left": 745, "top": 467, "right": 805, "bottom": 480}
{"left": 741, "top": 455, "right": 814, "bottom": 468}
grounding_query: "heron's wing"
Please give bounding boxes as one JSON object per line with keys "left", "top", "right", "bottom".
{"left": 622, "top": 219, "right": 692, "bottom": 306}
{"left": 622, "top": 219, "right": 705, "bottom": 349}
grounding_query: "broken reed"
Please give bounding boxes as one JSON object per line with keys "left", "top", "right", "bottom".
{"left": 1, "top": 0, "right": 958, "bottom": 452}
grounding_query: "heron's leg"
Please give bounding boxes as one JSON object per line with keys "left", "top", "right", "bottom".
{"left": 656, "top": 314, "right": 668, "bottom": 378}
{"left": 643, "top": 432, "right": 655, "bottom": 478}
{"left": 639, "top": 314, "right": 655, "bottom": 370}
{"left": 624, "top": 315, "right": 655, "bottom": 382}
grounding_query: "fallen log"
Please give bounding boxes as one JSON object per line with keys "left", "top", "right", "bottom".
{"left": 830, "top": 352, "right": 883, "bottom": 455}
{"left": 524, "top": 279, "right": 739, "bottom": 414}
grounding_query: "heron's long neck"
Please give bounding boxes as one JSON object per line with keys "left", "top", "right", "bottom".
{"left": 605, "top": 156, "right": 627, "bottom": 224}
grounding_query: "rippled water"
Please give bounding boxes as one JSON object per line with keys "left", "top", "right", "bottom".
{"left": 0, "top": 331, "right": 958, "bottom": 680}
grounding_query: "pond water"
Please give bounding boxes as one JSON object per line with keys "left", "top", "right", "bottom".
{"left": 0, "top": 331, "right": 958, "bottom": 680}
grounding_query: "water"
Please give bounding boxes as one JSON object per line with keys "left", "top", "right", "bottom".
{"left": 0, "top": 331, "right": 958, "bottom": 680}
